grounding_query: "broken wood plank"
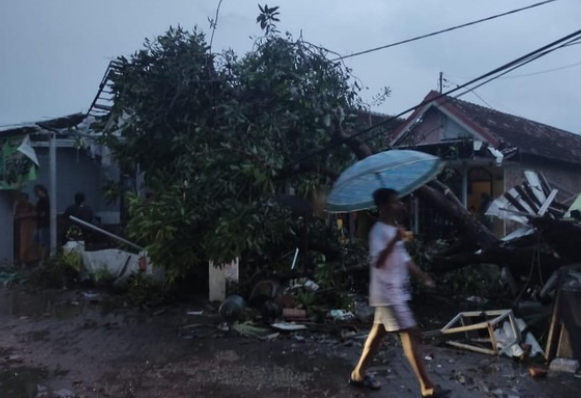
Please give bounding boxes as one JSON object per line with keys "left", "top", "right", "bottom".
{"left": 525, "top": 171, "right": 549, "bottom": 203}
{"left": 523, "top": 182, "right": 543, "bottom": 208}
{"left": 538, "top": 172, "right": 554, "bottom": 198}
{"left": 515, "top": 185, "right": 540, "bottom": 213}
{"left": 538, "top": 189, "right": 559, "bottom": 216}
{"left": 505, "top": 190, "right": 534, "bottom": 214}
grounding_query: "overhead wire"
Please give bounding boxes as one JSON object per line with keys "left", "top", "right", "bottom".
{"left": 447, "top": 39, "right": 581, "bottom": 81}
{"left": 469, "top": 91, "right": 497, "bottom": 110}
{"left": 358, "top": 33, "right": 581, "bottom": 148}
{"left": 295, "top": 28, "right": 581, "bottom": 164}
{"left": 332, "top": 0, "right": 559, "bottom": 61}
{"left": 500, "top": 60, "right": 581, "bottom": 79}
{"left": 444, "top": 77, "right": 498, "bottom": 109}
{"left": 453, "top": 34, "right": 581, "bottom": 100}
{"left": 458, "top": 86, "right": 515, "bottom": 115}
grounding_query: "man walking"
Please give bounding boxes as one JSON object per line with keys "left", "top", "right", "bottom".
{"left": 349, "top": 188, "right": 450, "bottom": 398}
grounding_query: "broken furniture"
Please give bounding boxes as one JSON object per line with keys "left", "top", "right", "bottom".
{"left": 440, "top": 310, "right": 521, "bottom": 356}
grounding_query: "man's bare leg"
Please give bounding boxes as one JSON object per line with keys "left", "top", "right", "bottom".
{"left": 400, "top": 329, "right": 436, "bottom": 397}
{"left": 351, "top": 323, "right": 386, "bottom": 382}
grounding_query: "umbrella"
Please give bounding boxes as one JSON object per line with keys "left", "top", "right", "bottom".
{"left": 326, "top": 149, "right": 444, "bottom": 213}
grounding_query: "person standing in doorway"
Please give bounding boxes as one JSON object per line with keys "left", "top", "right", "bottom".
{"left": 349, "top": 188, "right": 450, "bottom": 398}
{"left": 63, "top": 192, "right": 94, "bottom": 242}
{"left": 14, "top": 192, "right": 36, "bottom": 266}
{"left": 34, "top": 184, "right": 50, "bottom": 261}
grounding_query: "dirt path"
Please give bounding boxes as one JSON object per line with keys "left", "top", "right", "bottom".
{"left": 0, "top": 288, "right": 578, "bottom": 398}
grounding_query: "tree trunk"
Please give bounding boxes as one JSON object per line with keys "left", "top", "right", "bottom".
{"left": 415, "top": 185, "right": 498, "bottom": 249}
{"left": 430, "top": 245, "right": 562, "bottom": 280}
{"left": 530, "top": 217, "right": 581, "bottom": 264}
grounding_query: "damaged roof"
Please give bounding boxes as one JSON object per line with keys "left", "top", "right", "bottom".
{"left": 0, "top": 113, "right": 87, "bottom": 138}
{"left": 394, "top": 91, "right": 581, "bottom": 165}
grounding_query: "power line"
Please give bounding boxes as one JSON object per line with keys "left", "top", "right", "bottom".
{"left": 469, "top": 91, "right": 496, "bottom": 109}
{"left": 297, "top": 28, "right": 581, "bottom": 164}
{"left": 361, "top": 33, "right": 581, "bottom": 148}
{"left": 368, "top": 33, "right": 581, "bottom": 148}
{"left": 332, "top": 0, "right": 559, "bottom": 61}
{"left": 453, "top": 35, "right": 581, "bottom": 100}
{"left": 501, "top": 60, "right": 581, "bottom": 79}
{"left": 447, "top": 59, "right": 581, "bottom": 81}
{"left": 444, "top": 77, "right": 507, "bottom": 111}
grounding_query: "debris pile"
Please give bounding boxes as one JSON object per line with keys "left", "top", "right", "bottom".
{"left": 424, "top": 170, "right": 581, "bottom": 380}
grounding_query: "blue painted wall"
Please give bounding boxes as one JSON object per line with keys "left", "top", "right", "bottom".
{"left": 0, "top": 145, "right": 120, "bottom": 264}
{"left": 0, "top": 191, "right": 15, "bottom": 264}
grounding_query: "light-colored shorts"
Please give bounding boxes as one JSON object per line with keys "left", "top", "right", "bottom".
{"left": 374, "top": 303, "right": 417, "bottom": 332}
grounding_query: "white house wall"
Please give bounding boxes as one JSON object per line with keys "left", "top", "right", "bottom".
{"left": 441, "top": 113, "right": 472, "bottom": 141}
{"left": 396, "top": 107, "right": 479, "bottom": 147}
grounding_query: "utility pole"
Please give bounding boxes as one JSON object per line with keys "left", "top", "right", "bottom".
{"left": 439, "top": 72, "right": 444, "bottom": 93}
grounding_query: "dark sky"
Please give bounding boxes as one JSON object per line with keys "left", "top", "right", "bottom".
{"left": 1, "top": 0, "right": 580, "bottom": 133}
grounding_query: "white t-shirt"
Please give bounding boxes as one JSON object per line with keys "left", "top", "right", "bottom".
{"left": 368, "top": 222, "right": 412, "bottom": 307}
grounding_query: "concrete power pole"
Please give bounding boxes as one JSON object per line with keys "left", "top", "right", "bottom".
{"left": 439, "top": 72, "right": 444, "bottom": 93}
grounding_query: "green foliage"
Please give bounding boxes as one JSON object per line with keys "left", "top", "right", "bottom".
{"left": 438, "top": 265, "right": 504, "bottom": 300}
{"left": 28, "top": 252, "right": 82, "bottom": 289}
{"left": 97, "top": 8, "right": 379, "bottom": 282}
{"left": 92, "top": 267, "right": 115, "bottom": 286}
{"left": 125, "top": 273, "right": 170, "bottom": 308}
{"left": 256, "top": 4, "right": 280, "bottom": 35}
{"left": 232, "top": 321, "right": 271, "bottom": 338}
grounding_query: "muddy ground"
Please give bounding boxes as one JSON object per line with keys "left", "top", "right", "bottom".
{"left": 0, "top": 288, "right": 579, "bottom": 398}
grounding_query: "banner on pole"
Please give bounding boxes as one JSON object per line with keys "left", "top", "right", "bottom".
{"left": 0, "top": 135, "right": 39, "bottom": 190}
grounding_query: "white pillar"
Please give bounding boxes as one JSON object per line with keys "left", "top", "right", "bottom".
{"left": 49, "top": 133, "right": 57, "bottom": 256}
{"left": 209, "top": 258, "right": 239, "bottom": 302}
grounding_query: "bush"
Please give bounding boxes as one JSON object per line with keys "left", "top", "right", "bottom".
{"left": 27, "top": 252, "right": 82, "bottom": 289}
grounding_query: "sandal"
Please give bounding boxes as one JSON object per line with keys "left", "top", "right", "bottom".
{"left": 422, "top": 386, "right": 451, "bottom": 398}
{"left": 349, "top": 374, "right": 381, "bottom": 390}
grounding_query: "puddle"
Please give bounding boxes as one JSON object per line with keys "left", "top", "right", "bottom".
{"left": 0, "top": 290, "right": 84, "bottom": 319}
{"left": 0, "top": 367, "right": 48, "bottom": 398}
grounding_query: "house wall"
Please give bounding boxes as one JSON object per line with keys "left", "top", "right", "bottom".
{"left": 441, "top": 113, "right": 471, "bottom": 141}
{"left": 24, "top": 147, "right": 99, "bottom": 213}
{"left": 0, "top": 192, "right": 15, "bottom": 264}
{"left": 23, "top": 146, "right": 120, "bottom": 219}
{"left": 403, "top": 108, "right": 441, "bottom": 145}
{"left": 1, "top": 146, "right": 120, "bottom": 264}
{"left": 398, "top": 109, "right": 483, "bottom": 147}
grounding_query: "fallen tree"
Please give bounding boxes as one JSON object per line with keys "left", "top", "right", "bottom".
{"left": 340, "top": 119, "right": 499, "bottom": 252}
{"left": 430, "top": 242, "right": 561, "bottom": 280}
{"left": 530, "top": 217, "right": 581, "bottom": 264}
{"left": 97, "top": 4, "right": 526, "bottom": 287}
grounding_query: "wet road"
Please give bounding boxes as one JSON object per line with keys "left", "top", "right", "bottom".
{"left": 0, "top": 288, "right": 579, "bottom": 398}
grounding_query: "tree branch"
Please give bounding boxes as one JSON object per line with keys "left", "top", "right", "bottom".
{"left": 332, "top": 120, "right": 373, "bottom": 160}
{"left": 276, "top": 162, "right": 339, "bottom": 182}
{"left": 415, "top": 185, "right": 498, "bottom": 249}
